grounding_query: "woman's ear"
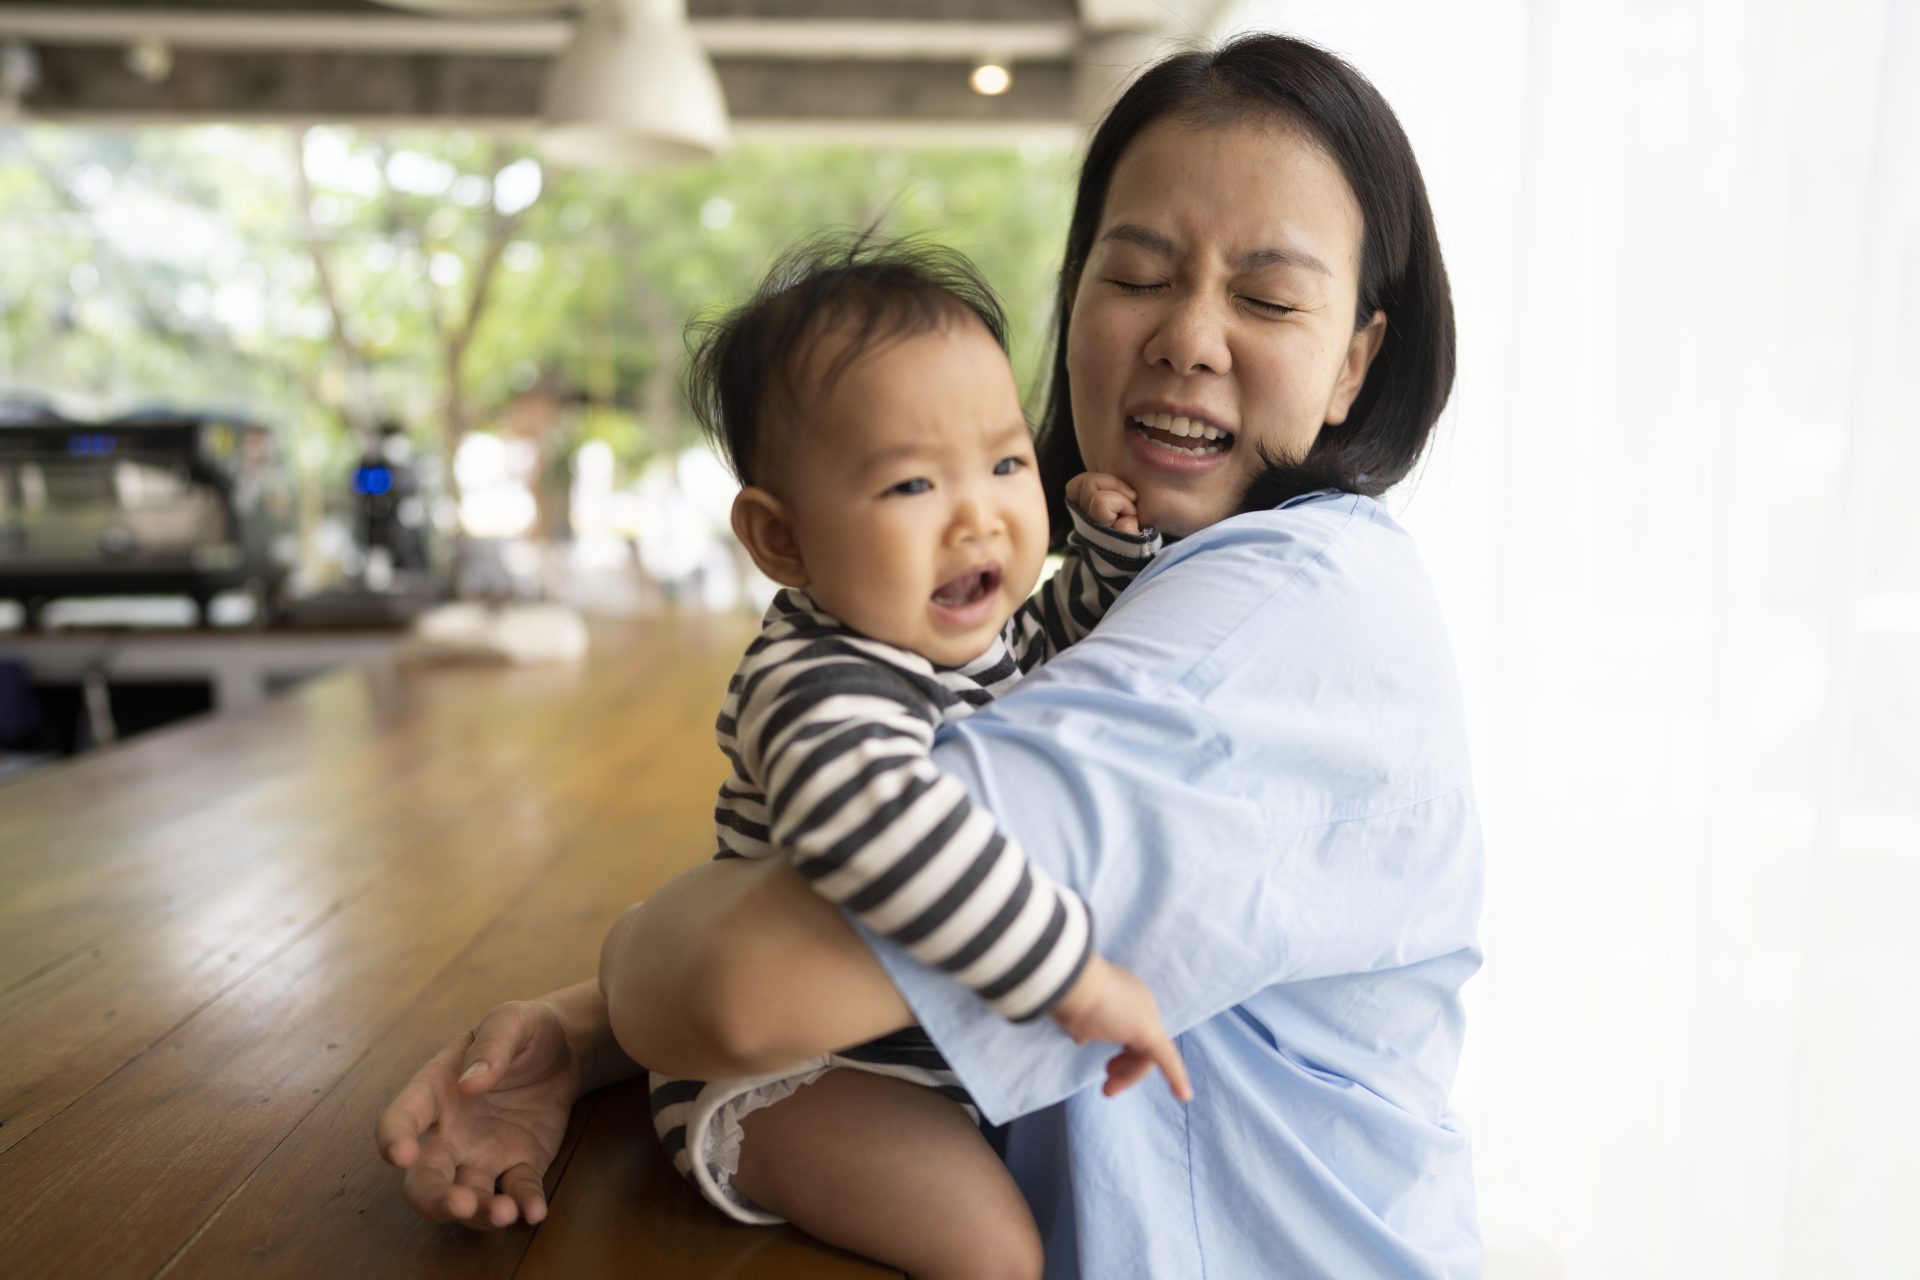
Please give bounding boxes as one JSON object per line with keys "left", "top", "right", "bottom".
{"left": 731, "top": 487, "right": 809, "bottom": 587}
{"left": 1326, "top": 309, "right": 1388, "bottom": 426}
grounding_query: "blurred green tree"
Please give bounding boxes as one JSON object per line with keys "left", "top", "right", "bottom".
{"left": 0, "top": 125, "right": 1076, "bottom": 555}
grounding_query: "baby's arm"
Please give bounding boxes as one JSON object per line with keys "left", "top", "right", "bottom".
{"left": 1008, "top": 472, "right": 1163, "bottom": 671}
{"left": 741, "top": 656, "right": 1091, "bottom": 1023}
{"left": 1048, "top": 952, "right": 1194, "bottom": 1101}
{"left": 742, "top": 655, "right": 1190, "bottom": 1097}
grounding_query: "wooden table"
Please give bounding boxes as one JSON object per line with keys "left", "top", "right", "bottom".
{"left": 0, "top": 613, "right": 899, "bottom": 1279}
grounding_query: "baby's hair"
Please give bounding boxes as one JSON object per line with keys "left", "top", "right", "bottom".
{"left": 686, "top": 230, "right": 1011, "bottom": 488}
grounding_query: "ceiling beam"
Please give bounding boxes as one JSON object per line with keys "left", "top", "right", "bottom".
{"left": 18, "top": 45, "right": 1076, "bottom": 135}
{"left": 0, "top": 1, "right": 1112, "bottom": 135}
{"left": 0, "top": 0, "right": 1077, "bottom": 13}
{"left": 1076, "top": 0, "right": 1229, "bottom": 38}
{"left": 0, "top": 9, "right": 1082, "bottom": 59}
{"left": 0, "top": 8, "right": 574, "bottom": 53}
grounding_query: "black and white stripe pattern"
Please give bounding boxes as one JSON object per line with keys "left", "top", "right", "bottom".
{"left": 715, "top": 505, "right": 1158, "bottom": 1022}
{"left": 1008, "top": 508, "right": 1169, "bottom": 674}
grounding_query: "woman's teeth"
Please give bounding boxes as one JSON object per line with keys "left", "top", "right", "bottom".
{"left": 1130, "top": 412, "right": 1231, "bottom": 456}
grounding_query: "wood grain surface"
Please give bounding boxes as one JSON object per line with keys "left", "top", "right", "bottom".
{"left": 0, "top": 614, "right": 899, "bottom": 1279}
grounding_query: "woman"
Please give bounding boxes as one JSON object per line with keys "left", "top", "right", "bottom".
{"left": 378, "top": 33, "right": 1479, "bottom": 1277}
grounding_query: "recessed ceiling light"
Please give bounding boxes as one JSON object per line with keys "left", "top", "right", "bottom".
{"left": 970, "top": 60, "right": 1012, "bottom": 97}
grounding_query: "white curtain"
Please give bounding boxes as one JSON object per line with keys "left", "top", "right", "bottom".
{"left": 1217, "top": 3, "right": 1920, "bottom": 1276}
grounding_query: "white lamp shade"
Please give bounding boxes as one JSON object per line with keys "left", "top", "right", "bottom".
{"left": 540, "top": 0, "right": 730, "bottom": 169}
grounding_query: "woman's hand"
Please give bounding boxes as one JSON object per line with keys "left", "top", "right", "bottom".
{"left": 1066, "top": 472, "right": 1143, "bottom": 535}
{"left": 1049, "top": 955, "right": 1194, "bottom": 1103}
{"left": 375, "top": 984, "right": 617, "bottom": 1229}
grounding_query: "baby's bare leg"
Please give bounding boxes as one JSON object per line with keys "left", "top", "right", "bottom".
{"left": 732, "top": 1067, "right": 1042, "bottom": 1280}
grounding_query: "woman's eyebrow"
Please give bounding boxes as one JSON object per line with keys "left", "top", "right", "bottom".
{"left": 1238, "top": 246, "right": 1332, "bottom": 276}
{"left": 1100, "top": 223, "right": 1330, "bottom": 276}
{"left": 1100, "top": 223, "right": 1177, "bottom": 257}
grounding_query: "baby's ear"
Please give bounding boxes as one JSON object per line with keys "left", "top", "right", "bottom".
{"left": 731, "top": 487, "right": 809, "bottom": 587}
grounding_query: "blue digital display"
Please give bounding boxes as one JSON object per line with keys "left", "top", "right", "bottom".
{"left": 353, "top": 464, "right": 394, "bottom": 497}
{"left": 66, "top": 433, "right": 116, "bottom": 456}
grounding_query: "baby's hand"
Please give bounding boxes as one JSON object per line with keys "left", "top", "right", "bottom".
{"left": 1049, "top": 954, "right": 1193, "bottom": 1102}
{"left": 1066, "top": 472, "right": 1142, "bottom": 536}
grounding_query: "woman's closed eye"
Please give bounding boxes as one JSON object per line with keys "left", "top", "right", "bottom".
{"left": 1109, "top": 277, "right": 1294, "bottom": 317}
{"left": 1240, "top": 295, "right": 1296, "bottom": 316}
{"left": 885, "top": 477, "right": 932, "bottom": 497}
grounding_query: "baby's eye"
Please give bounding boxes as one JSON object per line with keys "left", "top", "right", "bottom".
{"left": 887, "top": 477, "right": 932, "bottom": 496}
{"left": 992, "top": 457, "right": 1027, "bottom": 476}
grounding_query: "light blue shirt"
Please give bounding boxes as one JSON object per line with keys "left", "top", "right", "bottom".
{"left": 852, "top": 491, "right": 1484, "bottom": 1278}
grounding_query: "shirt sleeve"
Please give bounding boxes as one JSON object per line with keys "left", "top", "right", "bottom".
{"left": 738, "top": 646, "right": 1095, "bottom": 1022}
{"left": 849, "top": 496, "right": 1485, "bottom": 1124}
{"left": 1006, "top": 501, "right": 1162, "bottom": 673}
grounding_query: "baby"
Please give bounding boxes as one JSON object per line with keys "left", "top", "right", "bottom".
{"left": 617, "top": 236, "right": 1188, "bottom": 1279}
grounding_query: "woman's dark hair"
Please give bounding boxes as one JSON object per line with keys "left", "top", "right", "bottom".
{"left": 1035, "top": 33, "right": 1456, "bottom": 542}
{"left": 687, "top": 230, "right": 1010, "bottom": 489}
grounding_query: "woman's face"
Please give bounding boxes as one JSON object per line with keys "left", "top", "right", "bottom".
{"left": 1066, "top": 116, "right": 1385, "bottom": 538}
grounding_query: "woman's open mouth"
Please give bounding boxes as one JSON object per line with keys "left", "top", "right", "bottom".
{"left": 1127, "top": 412, "right": 1234, "bottom": 458}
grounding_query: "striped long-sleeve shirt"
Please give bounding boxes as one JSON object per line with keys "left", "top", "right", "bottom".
{"left": 712, "top": 503, "right": 1160, "bottom": 1022}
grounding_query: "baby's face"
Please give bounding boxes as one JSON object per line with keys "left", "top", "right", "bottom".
{"left": 780, "top": 317, "right": 1049, "bottom": 666}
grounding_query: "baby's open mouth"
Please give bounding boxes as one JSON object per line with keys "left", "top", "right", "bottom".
{"left": 1128, "top": 412, "right": 1234, "bottom": 457}
{"left": 932, "top": 565, "right": 1001, "bottom": 608}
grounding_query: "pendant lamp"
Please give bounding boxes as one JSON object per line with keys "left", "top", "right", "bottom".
{"left": 542, "top": 0, "right": 729, "bottom": 168}
{"left": 374, "top": 0, "right": 730, "bottom": 166}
